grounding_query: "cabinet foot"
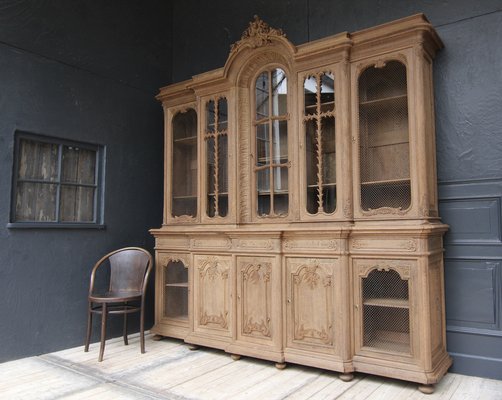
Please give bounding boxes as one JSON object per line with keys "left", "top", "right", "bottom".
{"left": 187, "top": 344, "right": 199, "bottom": 351}
{"left": 418, "top": 384, "right": 435, "bottom": 394}
{"left": 275, "top": 362, "right": 287, "bottom": 370}
{"left": 339, "top": 373, "right": 354, "bottom": 382}
{"left": 151, "top": 335, "right": 164, "bottom": 341}
{"left": 230, "top": 354, "right": 241, "bottom": 361}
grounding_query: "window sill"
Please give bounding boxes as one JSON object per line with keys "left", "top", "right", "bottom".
{"left": 7, "top": 222, "right": 106, "bottom": 230}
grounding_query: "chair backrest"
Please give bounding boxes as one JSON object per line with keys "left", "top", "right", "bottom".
{"left": 106, "top": 248, "right": 152, "bottom": 293}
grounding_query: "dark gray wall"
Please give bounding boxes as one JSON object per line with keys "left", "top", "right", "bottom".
{"left": 0, "top": 1, "right": 171, "bottom": 361}
{"left": 170, "top": 1, "right": 502, "bottom": 379}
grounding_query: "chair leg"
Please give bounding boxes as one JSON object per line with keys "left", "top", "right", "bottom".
{"left": 84, "top": 302, "right": 92, "bottom": 352}
{"left": 123, "top": 302, "right": 128, "bottom": 346}
{"left": 140, "top": 303, "right": 145, "bottom": 354}
{"left": 98, "top": 303, "right": 107, "bottom": 362}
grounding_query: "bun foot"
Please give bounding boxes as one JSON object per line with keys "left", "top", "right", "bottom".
{"left": 230, "top": 354, "right": 241, "bottom": 361}
{"left": 151, "top": 335, "right": 164, "bottom": 341}
{"left": 187, "top": 344, "right": 199, "bottom": 351}
{"left": 339, "top": 373, "right": 354, "bottom": 382}
{"left": 418, "top": 384, "right": 434, "bottom": 394}
{"left": 275, "top": 362, "right": 287, "bottom": 370}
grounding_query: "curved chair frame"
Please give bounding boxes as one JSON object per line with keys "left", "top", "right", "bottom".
{"left": 84, "top": 247, "right": 153, "bottom": 361}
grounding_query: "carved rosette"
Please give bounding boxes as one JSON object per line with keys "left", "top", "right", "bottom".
{"left": 230, "top": 15, "right": 285, "bottom": 54}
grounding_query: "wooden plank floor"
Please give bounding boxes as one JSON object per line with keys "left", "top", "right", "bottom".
{"left": 1, "top": 333, "right": 501, "bottom": 400}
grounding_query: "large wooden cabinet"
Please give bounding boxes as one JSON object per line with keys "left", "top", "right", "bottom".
{"left": 151, "top": 14, "right": 451, "bottom": 392}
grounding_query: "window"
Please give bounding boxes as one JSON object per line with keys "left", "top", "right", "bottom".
{"left": 9, "top": 132, "right": 105, "bottom": 228}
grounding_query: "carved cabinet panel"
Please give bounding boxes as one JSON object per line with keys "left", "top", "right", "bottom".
{"left": 286, "top": 258, "right": 338, "bottom": 353}
{"left": 236, "top": 256, "right": 280, "bottom": 347}
{"left": 193, "top": 255, "right": 232, "bottom": 338}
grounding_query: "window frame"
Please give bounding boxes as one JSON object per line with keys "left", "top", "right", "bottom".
{"left": 8, "top": 131, "right": 106, "bottom": 229}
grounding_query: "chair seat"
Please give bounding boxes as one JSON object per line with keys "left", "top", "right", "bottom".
{"left": 89, "top": 291, "right": 142, "bottom": 303}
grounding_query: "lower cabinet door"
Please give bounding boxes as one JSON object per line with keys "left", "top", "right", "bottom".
{"left": 286, "top": 258, "right": 338, "bottom": 355}
{"left": 353, "top": 258, "right": 418, "bottom": 362}
{"left": 193, "top": 254, "right": 233, "bottom": 340}
{"left": 235, "top": 256, "right": 281, "bottom": 349}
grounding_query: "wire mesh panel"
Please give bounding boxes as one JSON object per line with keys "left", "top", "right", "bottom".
{"left": 358, "top": 61, "right": 411, "bottom": 212}
{"left": 362, "top": 269, "right": 410, "bottom": 354}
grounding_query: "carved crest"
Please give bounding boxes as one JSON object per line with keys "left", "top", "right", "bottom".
{"left": 230, "top": 15, "right": 285, "bottom": 53}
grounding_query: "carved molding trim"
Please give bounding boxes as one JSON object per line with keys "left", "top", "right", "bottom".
{"left": 352, "top": 239, "right": 417, "bottom": 252}
{"left": 230, "top": 15, "right": 285, "bottom": 54}
{"left": 357, "top": 261, "right": 411, "bottom": 280}
{"left": 172, "top": 215, "right": 196, "bottom": 223}
{"left": 419, "top": 194, "right": 429, "bottom": 217}
{"left": 293, "top": 261, "right": 333, "bottom": 289}
{"left": 343, "top": 199, "right": 352, "bottom": 218}
{"left": 362, "top": 206, "right": 409, "bottom": 216}
{"left": 284, "top": 239, "right": 338, "bottom": 251}
{"left": 235, "top": 239, "right": 275, "bottom": 250}
{"left": 198, "top": 256, "right": 229, "bottom": 280}
{"left": 159, "top": 253, "right": 190, "bottom": 268}
{"left": 243, "top": 317, "right": 271, "bottom": 337}
{"left": 295, "top": 324, "right": 332, "bottom": 345}
{"left": 191, "top": 238, "right": 232, "bottom": 250}
{"left": 238, "top": 88, "right": 250, "bottom": 221}
{"left": 200, "top": 311, "right": 228, "bottom": 329}
{"left": 241, "top": 261, "right": 272, "bottom": 282}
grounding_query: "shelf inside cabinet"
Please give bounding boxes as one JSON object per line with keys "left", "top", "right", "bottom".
{"left": 172, "top": 195, "right": 197, "bottom": 200}
{"left": 364, "top": 330, "right": 410, "bottom": 353}
{"left": 359, "top": 94, "right": 407, "bottom": 107}
{"left": 173, "top": 136, "right": 197, "bottom": 145}
{"left": 307, "top": 183, "right": 336, "bottom": 188}
{"left": 361, "top": 178, "right": 410, "bottom": 186}
{"left": 165, "top": 283, "right": 189, "bottom": 288}
{"left": 363, "top": 298, "right": 409, "bottom": 309}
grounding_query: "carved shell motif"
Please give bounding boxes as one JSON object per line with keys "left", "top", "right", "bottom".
{"left": 230, "top": 15, "right": 285, "bottom": 54}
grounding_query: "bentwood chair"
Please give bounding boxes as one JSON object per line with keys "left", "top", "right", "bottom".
{"left": 84, "top": 247, "right": 153, "bottom": 361}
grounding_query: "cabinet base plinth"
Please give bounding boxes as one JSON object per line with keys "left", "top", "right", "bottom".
{"left": 418, "top": 384, "right": 435, "bottom": 394}
{"left": 339, "top": 373, "right": 355, "bottom": 382}
{"left": 275, "top": 362, "right": 287, "bottom": 370}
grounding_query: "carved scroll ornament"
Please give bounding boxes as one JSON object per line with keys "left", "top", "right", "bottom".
{"left": 230, "top": 15, "right": 285, "bottom": 54}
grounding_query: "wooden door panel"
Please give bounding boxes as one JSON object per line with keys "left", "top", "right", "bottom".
{"left": 287, "top": 258, "right": 337, "bottom": 352}
{"left": 194, "top": 255, "right": 232, "bottom": 336}
{"left": 237, "top": 257, "right": 276, "bottom": 343}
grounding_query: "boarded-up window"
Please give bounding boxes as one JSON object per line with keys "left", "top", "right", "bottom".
{"left": 11, "top": 133, "right": 104, "bottom": 226}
